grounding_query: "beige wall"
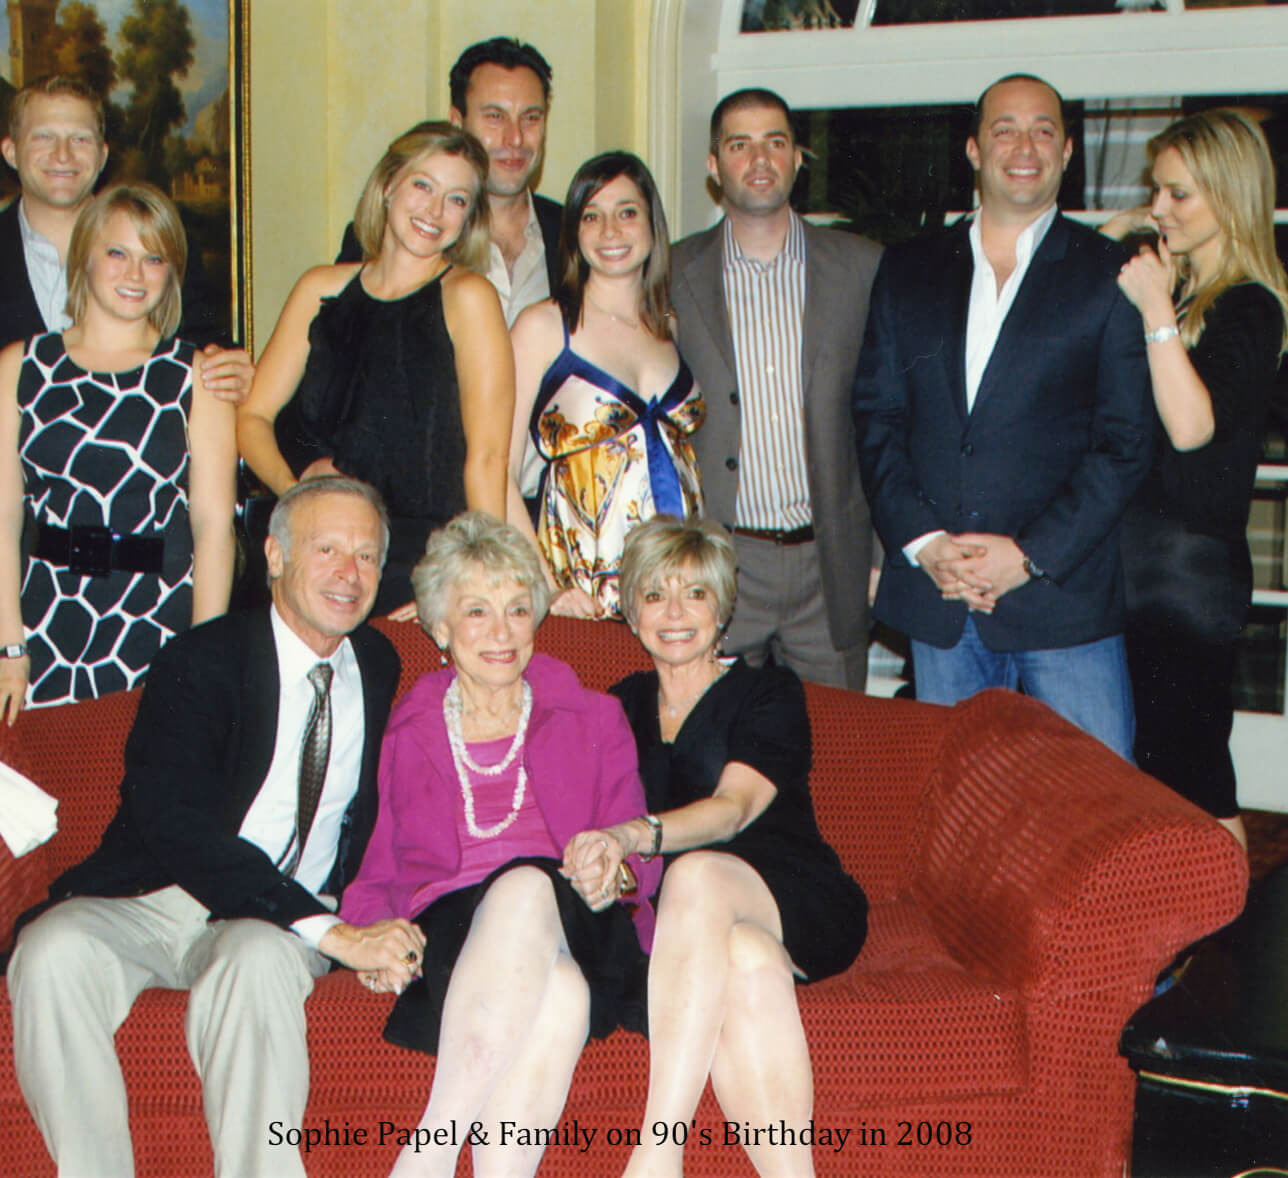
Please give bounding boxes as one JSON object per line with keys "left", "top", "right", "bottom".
{"left": 248, "top": 0, "right": 653, "bottom": 351}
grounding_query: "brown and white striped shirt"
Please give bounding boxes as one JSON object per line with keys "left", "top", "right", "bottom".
{"left": 722, "top": 212, "right": 812, "bottom": 531}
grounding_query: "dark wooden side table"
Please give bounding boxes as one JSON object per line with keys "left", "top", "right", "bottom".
{"left": 1121, "top": 861, "right": 1288, "bottom": 1177}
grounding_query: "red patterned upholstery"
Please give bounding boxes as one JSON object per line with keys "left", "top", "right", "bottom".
{"left": 0, "top": 616, "right": 1247, "bottom": 1177}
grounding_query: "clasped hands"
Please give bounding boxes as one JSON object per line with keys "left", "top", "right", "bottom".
{"left": 917, "top": 532, "right": 1030, "bottom": 614}
{"left": 561, "top": 823, "right": 639, "bottom": 913}
{"left": 549, "top": 585, "right": 605, "bottom": 620}
{"left": 319, "top": 917, "right": 426, "bottom": 996}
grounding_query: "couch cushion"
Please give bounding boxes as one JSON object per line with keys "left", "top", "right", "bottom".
{"left": 804, "top": 897, "right": 1027, "bottom": 1106}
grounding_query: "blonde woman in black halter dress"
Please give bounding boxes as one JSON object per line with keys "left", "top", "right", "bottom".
{"left": 238, "top": 122, "right": 514, "bottom": 616}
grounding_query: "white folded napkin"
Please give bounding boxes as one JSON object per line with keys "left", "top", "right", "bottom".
{"left": 0, "top": 758, "right": 58, "bottom": 857}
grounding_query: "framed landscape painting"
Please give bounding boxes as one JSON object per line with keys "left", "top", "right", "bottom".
{"left": 1, "top": 0, "right": 250, "bottom": 344}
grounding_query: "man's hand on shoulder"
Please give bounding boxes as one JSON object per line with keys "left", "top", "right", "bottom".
{"left": 199, "top": 343, "right": 255, "bottom": 405}
{"left": 318, "top": 918, "right": 426, "bottom": 992}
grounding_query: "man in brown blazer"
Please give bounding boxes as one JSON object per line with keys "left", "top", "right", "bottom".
{"left": 671, "top": 88, "right": 882, "bottom": 689}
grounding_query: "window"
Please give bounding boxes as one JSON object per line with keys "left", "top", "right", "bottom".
{"left": 786, "top": 92, "right": 1288, "bottom": 238}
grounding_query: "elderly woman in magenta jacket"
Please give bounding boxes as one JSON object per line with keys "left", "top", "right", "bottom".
{"left": 340, "top": 511, "right": 658, "bottom": 1178}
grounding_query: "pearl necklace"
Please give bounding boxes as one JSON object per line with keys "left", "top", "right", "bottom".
{"left": 443, "top": 677, "right": 533, "bottom": 840}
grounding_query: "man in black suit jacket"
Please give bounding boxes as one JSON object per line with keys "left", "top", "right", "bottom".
{"left": 7, "top": 477, "right": 420, "bottom": 1178}
{"left": 337, "top": 37, "right": 562, "bottom": 325}
{"left": 0, "top": 76, "right": 253, "bottom": 398}
{"left": 853, "top": 74, "right": 1152, "bottom": 757}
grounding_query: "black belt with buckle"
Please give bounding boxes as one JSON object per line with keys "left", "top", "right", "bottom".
{"left": 731, "top": 524, "right": 816, "bottom": 546}
{"left": 34, "top": 524, "right": 164, "bottom": 577}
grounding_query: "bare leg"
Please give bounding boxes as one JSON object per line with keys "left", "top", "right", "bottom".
{"left": 389, "top": 867, "right": 586, "bottom": 1178}
{"left": 471, "top": 951, "right": 590, "bottom": 1178}
{"left": 709, "top": 924, "right": 815, "bottom": 1178}
{"left": 622, "top": 851, "right": 790, "bottom": 1178}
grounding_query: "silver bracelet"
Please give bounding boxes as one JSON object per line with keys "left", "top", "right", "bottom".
{"left": 638, "top": 813, "right": 663, "bottom": 861}
{"left": 1144, "top": 324, "right": 1180, "bottom": 345}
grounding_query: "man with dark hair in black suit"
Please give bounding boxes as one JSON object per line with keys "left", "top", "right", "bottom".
{"left": 7, "top": 476, "right": 419, "bottom": 1178}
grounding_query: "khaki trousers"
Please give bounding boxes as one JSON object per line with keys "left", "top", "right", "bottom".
{"left": 723, "top": 533, "right": 868, "bottom": 690}
{"left": 7, "top": 885, "right": 330, "bottom": 1178}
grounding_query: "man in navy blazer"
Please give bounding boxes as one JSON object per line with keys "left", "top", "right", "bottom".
{"left": 853, "top": 74, "right": 1152, "bottom": 757}
{"left": 7, "top": 477, "right": 420, "bottom": 1178}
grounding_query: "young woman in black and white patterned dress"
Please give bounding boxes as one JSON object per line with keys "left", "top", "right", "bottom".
{"left": 0, "top": 183, "right": 237, "bottom": 719}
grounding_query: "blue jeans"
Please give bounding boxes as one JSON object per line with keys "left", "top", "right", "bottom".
{"left": 911, "top": 616, "right": 1135, "bottom": 761}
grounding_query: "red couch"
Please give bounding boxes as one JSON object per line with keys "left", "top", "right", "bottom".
{"left": 0, "top": 615, "right": 1246, "bottom": 1177}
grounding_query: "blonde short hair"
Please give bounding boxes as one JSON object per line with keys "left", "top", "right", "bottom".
{"left": 352, "top": 122, "right": 490, "bottom": 272}
{"left": 619, "top": 516, "right": 737, "bottom": 628}
{"left": 412, "top": 512, "right": 551, "bottom": 634}
{"left": 65, "top": 183, "right": 186, "bottom": 338}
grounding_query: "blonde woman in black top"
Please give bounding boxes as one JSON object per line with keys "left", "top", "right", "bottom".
{"left": 1103, "top": 108, "right": 1288, "bottom": 849}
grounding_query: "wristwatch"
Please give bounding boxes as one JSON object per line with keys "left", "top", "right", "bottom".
{"left": 0, "top": 642, "right": 27, "bottom": 659}
{"left": 1022, "top": 555, "right": 1046, "bottom": 581}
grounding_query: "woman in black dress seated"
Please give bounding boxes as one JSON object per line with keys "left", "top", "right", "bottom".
{"left": 1103, "top": 109, "right": 1288, "bottom": 850}
{"left": 238, "top": 122, "right": 513, "bottom": 617}
{"left": 567, "top": 516, "right": 868, "bottom": 1178}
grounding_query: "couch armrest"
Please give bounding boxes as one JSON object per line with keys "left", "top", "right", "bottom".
{"left": 911, "top": 689, "right": 1247, "bottom": 1000}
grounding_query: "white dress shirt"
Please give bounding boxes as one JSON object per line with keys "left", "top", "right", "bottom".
{"left": 487, "top": 190, "right": 550, "bottom": 328}
{"left": 904, "top": 205, "right": 1058, "bottom": 566}
{"left": 238, "top": 607, "right": 365, "bottom": 947}
{"left": 963, "top": 204, "right": 1057, "bottom": 412}
{"left": 17, "top": 200, "right": 71, "bottom": 333}
{"left": 496, "top": 191, "right": 554, "bottom": 497}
